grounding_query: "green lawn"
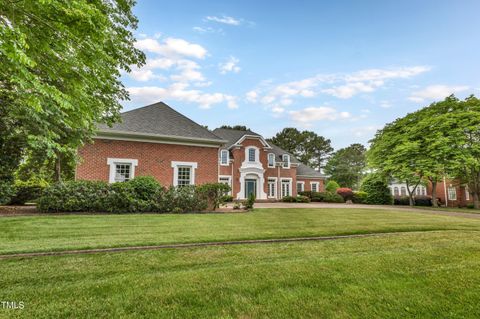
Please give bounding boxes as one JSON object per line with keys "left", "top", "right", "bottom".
{"left": 1, "top": 208, "right": 480, "bottom": 254}
{"left": 1, "top": 231, "right": 479, "bottom": 318}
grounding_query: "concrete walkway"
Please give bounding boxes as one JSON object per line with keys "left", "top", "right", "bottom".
{"left": 243, "top": 202, "right": 480, "bottom": 219}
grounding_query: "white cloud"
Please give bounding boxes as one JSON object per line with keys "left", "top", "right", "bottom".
{"left": 379, "top": 100, "right": 393, "bottom": 108}
{"left": 219, "top": 56, "right": 241, "bottom": 74}
{"left": 205, "top": 15, "right": 241, "bottom": 26}
{"left": 249, "top": 66, "right": 430, "bottom": 111}
{"left": 128, "top": 84, "right": 237, "bottom": 110}
{"left": 245, "top": 90, "right": 258, "bottom": 103}
{"left": 351, "top": 126, "right": 380, "bottom": 137}
{"left": 135, "top": 37, "right": 207, "bottom": 59}
{"left": 408, "top": 85, "right": 470, "bottom": 103}
{"left": 193, "top": 26, "right": 223, "bottom": 34}
{"left": 289, "top": 107, "right": 351, "bottom": 126}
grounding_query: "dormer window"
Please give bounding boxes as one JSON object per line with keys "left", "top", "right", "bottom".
{"left": 220, "top": 150, "right": 229, "bottom": 165}
{"left": 268, "top": 153, "right": 275, "bottom": 168}
{"left": 282, "top": 154, "right": 290, "bottom": 168}
{"left": 248, "top": 148, "right": 256, "bottom": 162}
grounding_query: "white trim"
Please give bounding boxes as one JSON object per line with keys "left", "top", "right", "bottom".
{"left": 447, "top": 186, "right": 457, "bottom": 201}
{"left": 95, "top": 135, "right": 222, "bottom": 148}
{"left": 297, "top": 181, "right": 305, "bottom": 193}
{"left": 220, "top": 149, "right": 230, "bottom": 166}
{"left": 230, "top": 134, "right": 272, "bottom": 149}
{"left": 310, "top": 181, "right": 320, "bottom": 192}
{"left": 107, "top": 158, "right": 138, "bottom": 183}
{"left": 280, "top": 178, "right": 293, "bottom": 198}
{"left": 267, "top": 177, "right": 278, "bottom": 198}
{"left": 171, "top": 161, "right": 198, "bottom": 186}
{"left": 282, "top": 154, "right": 291, "bottom": 169}
{"left": 267, "top": 153, "right": 275, "bottom": 168}
{"left": 245, "top": 146, "right": 260, "bottom": 163}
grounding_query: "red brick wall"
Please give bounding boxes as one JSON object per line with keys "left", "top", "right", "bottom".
{"left": 297, "top": 178, "right": 325, "bottom": 193}
{"left": 427, "top": 179, "right": 473, "bottom": 207}
{"left": 76, "top": 139, "right": 219, "bottom": 186}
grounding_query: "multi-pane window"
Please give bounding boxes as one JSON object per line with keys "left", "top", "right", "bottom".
{"left": 297, "top": 182, "right": 304, "bottom": 193}
{"left": 282, "top": 154, "right": 290, "bottom": 168}
{"left": 248, "top": 148, "right": 256, "bottom": 162}
{"left": 268, "top": 153, "right": 275, "bottom": 167}
{"left": 220, "top": 150, "right": 229, "bottom": 165}
{"left": 400, "top": 187, "right": 407, "bottom": 196}
{"left": 311, "top": 182, "right": 318, "bottom": 193}
{"left": 281, "top": 180, "right": 291, "bottom": 197}
{"left": 447, "top": 187, "right": 457, "bottom": 200}
{"left": 177, "top": 166, "right": 191, "bottom": 186}
{"left": 114, "top": 163, "right": 131, "bottom": 182}
{"left": 393, "top": 187, "right": 399, "bottom": 196}
{"left": 268, "top": 178, "right": 276, "bottom": 198}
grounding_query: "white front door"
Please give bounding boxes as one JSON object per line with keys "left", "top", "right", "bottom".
{"left": 281, "top": 180, "right": 291, "bottom": 198}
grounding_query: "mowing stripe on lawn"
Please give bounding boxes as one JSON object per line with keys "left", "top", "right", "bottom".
{"left": 0, "top": 230, "right": 457, "bottom": 260}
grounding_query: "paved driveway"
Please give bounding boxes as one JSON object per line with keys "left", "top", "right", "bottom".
{"left": 237, "top": 202, "right": 480, "bottom": 219}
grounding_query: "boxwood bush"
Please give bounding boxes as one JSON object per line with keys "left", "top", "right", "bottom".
{"left": 37, "top": 177, "right": 229, "bottom": 213}
{"left": 311, "top": 191, "right": 344, "bottom": 203}
{"left": 352, "top": 191, "right": 368, "bottom": 204}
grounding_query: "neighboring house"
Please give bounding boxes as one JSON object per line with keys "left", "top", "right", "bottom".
{"left": 428, "top": 178, "right": 473, "bottom": 208}
{"left": 76, "top": 102, "right": 326, "bottom": 200}
{"left": 389, "top": 179, "right": 472, "bottom": 207}
{"left": 389, "top": 182, "right": 428, "bottom": 197}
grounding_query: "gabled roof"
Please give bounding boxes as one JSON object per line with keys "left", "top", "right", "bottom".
{"left": 296, "top": 163, "right": 326, "bottom": 178}
{"left": 212, "top": 128, "right": 265, "bottom": 148}
{"left": 97, "top": 102, "right": 225, "bottom": 145}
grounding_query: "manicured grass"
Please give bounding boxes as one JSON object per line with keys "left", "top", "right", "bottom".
{"left": 410, "top": 206, "right": 480, "bottom": 214}
{"left": 1, "top": 208, "right": 480, "bottom": 254}
{"left": 1, "top": 231, "right": 479, "bottom": 318}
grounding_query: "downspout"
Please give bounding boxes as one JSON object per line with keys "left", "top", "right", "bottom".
{"left": 231, "top": 159, "right": 234, "bottom": 198}
{"left": 277, "top": 164, "right": 280, "bottom": 200}
{"left": 443, "top": 176, "right": 448, "bottom": 207}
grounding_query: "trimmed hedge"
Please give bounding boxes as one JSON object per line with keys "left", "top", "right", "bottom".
{"left": 281, "top": 195, "right": 311, "bottom": 203}
{"left": 9, "top": 179, "right": 49, "bottom": 205}
{"left": 298, "top": 191, "right": 344, "bottom": 203}
{"left": 394, "top": 195, "right": 432, "bottom": 206}
{"left": 37, "top": 178, "right": 230, "bottom": 213}
{"left": 352, "top": 191, "right": 368, "bottom": 204}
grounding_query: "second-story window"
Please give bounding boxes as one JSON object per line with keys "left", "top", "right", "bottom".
{"left": 282, "top": 154, "right": 290, "bottom": 168}
{"left": 248, "top": 148, "right": 256, "bottom": 162}
{"left": 220, "top": 150, "right": 229, "bottom": 165}
{"left": 268, "top": 153, "right": 275, "bottom": 167}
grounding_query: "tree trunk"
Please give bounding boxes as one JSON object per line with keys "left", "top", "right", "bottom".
{"left": 431, "top": 180, "right": 438, "bottom": 207}
{"left": 54, "top": 152, "right": 62, "bottom": 183}
{"left": 406, "top": 181, "right": 415, "bottom": 207}
{"left": 474, "top": 192, "right": 479, "bottom": 209}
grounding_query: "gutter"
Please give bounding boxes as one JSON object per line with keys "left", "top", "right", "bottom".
{"left": 95, "top": 130, "right": 228, "bottom": 147}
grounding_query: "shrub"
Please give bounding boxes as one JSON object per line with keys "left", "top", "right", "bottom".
{"left": 414, "top": 195, "right": 432, "bottom": 206}
{"left": 196, "top": 183, "right": 231, "bottom": 210}
{"left": 298, "top": 191, "right": 312, "bottom": 199}
{"left": 37, "top": 180, "right": 110, "bottom": 213}
{"left": 352, "top": 191, "right": 368, "bottom": 204}
{"left": 336, "top": 188, "right": 354, "bottom": 201}
{"left": 311, "top": 191, "right": 344, "bottom": 203}
{"left": 325, "top": 180, "right": 340, "bottom": 193}
{"left": 0, "top": 180, "right": 16, "bottom": 205}
{"left": 360, "top": 173, "right": 393, "bottom": 205}
{"left": 243, "top": 192, "right": 255, "bottom": 210}
{"left": 393, "top": 196, "right": 410, "bottom": 206}
{"left": 128, "top": 176, "right": 162, "bottom": 202}
{"left": 281, "top": 196, "right": 297, "bottom": 203}
{"left": 9, "top": 179, "right": 49, "bottom": 205}
{"left": 221, "top": 195, "right": 234, "bottom": 203}
{"left": 296, "top": 195, "right": 311, "bottom": 203}
{"left": 467, "top": 203, "right": 475, "bottom": 209}
{"left": 170, "top": 185, "right": 207, "bottom": 213}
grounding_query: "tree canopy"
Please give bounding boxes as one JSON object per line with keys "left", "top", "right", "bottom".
{"left": 219, "top": 125, "right": 250, "bottom": 131}
{"left": 368, "top": 95, "right": 480, "bottom": 207}
{"left": 267, "top": 128, "right": 333, "bottom": 171}
{"left": 324, "top": 143, "right": 366, "bottom": 189}
{"left": 0, "top": 0, "right": 145, "bottom": 182}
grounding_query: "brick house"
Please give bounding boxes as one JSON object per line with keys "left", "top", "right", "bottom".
{"left": 76, "top": 102, "right": 326, "bottom": 200}
{"left": 389, "top": 179, "right": 473, "bottom": 207}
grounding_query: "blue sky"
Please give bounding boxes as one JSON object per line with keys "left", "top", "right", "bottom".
{"left": 122, "top": 0, "right": 480, "bottom": 149}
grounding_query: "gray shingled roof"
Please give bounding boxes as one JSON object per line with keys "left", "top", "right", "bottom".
{"left": 297, "top": 163, "right": 326, "bottom": 178}
{"left": 213, "top": 128, "right": 324, "bottom": 178}
{"left": 212, "top": 128, "right": 262, "bottom": 148}
{"left": 98, "top": 102, "right": 224, "bottom": 142}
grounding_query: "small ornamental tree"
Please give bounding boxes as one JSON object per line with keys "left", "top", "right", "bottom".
{"left": 336, "top": 188, "right": 354, "bottom": 201}
{"left": 360, "top": 173, "right": 393, "bottom": 205}
{"left": 325, "top": 180, "right": 340, "bottom": 193}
